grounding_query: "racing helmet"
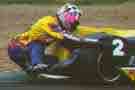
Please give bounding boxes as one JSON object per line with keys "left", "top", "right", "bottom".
{"left": 57, "top": 3, "right": 82, "bottom": 31}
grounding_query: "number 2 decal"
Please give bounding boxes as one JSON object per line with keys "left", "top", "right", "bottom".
{"left": 112, "top": 39, "right": 125, "bottom": 56}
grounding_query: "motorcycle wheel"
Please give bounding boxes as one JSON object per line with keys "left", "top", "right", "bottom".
{"left": 97, "top": 50, "right": 121, "bottom": 84}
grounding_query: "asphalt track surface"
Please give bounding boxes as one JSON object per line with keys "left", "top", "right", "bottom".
{"left": 0, "top": 71, "right": 134, "bottom": 90}
{"left": 0, "top": 83, "right": 134, "bottom": 90}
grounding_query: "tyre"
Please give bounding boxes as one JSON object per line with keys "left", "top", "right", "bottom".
{"left": 97, "top": 50, "right": 121, "bottom": 84}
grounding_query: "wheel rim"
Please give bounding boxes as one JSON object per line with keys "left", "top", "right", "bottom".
{"left": 97, "top": 51, "right": 121, "bottom": 82}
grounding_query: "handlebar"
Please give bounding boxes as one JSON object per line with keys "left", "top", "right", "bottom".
{"left": 81, "top": 37, "right": 99, "bottom": 43}
{"left": 62, "top": 33, "right": 101, "bottom": 48}
{"left": 63, "top": 33, "right": 99, "bottom": 43}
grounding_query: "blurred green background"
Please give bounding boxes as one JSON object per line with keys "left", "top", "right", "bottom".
{"left": 0, "top": 0, "right": 134, "bottom": 5}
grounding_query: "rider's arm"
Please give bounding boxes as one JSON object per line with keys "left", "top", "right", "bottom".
{"left": 41, "top": 24, "right": 64, "bottom": 40}
{"left": 62, "top": 32, "right": 99, "bottom": 44}
{"left": 62, "top": 33, "right": 81, "bottom": 42}
{"left": 39, "top": 16, "right": 64, "bottom": 40}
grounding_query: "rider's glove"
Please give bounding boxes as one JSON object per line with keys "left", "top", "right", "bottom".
{"left": 62, "top": 33, "right": 81, "bottom": 42}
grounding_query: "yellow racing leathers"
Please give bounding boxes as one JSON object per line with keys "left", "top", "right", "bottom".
{"left": 8, "top": 16, "right": 67, "bottom": 66}
{"left": 16, "top": 16, "right": 64, "bottom": 46}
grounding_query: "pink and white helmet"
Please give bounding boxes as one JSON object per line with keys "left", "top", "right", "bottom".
{"left": 57, "top": 3, "right": 82, "bottom": 31}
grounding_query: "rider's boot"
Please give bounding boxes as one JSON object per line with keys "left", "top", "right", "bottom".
{"left": 24, "top": 63, "right": 49, "bottom": 74}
